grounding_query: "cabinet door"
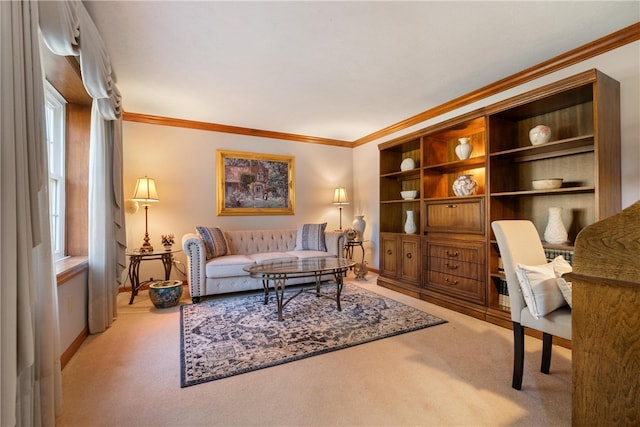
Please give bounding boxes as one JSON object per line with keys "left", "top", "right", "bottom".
{"left": 380, "top": 234, "right": 398, "bottom": 277}
{"left": 400, "top": 236, "right": 420, "bottom": 282}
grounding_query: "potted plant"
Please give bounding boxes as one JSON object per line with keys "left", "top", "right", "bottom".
{"left": 148, "top": 280, "right": 183, "bottom": 308}
{"left": 161, "top": 233, "right": 175, "bottom": 251}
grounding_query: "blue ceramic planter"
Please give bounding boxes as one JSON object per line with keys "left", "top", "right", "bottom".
{"left": 149, "top": 280, "right": 183, "bottom": 308}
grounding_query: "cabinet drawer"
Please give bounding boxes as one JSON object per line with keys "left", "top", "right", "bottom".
{"left": 428, "top": 244, "right": 481, "bottom": 264}
{"left": 425, "top": 199, "right": 484, "bottom": 234}
{"left": 427, "top": 271, "right": 486, "bottom": 305}
{"left": 429, "top": 257, "right": 479, "bottom": 280}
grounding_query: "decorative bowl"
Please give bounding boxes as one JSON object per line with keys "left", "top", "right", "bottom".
{"left": 149, "top": 280, "right": 183, "bottom": 308}
{"left": 400, "top": 190, "right": 418, "bottom": 199}
{"left": 529, "top": 125, "right": 552, "bottom": 145}
{"left": 532, "top": 178, "right": 563, "bottom": 190}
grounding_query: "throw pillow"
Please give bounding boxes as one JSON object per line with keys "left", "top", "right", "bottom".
{"left": 555, "top": 268, "right": 573, "bottom": 308}
{"left": 196, "top": 226, "right": 228, "bottom": 259}
{"left": 295, "top": 223, "right": 327, "bottom": 251}
{"left": 515, "top": 256, "right": 572, "bottom": 319}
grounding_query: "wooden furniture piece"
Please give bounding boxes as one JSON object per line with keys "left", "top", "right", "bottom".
{"left": 569, "top": 201, "right": 640, "bottom": 426}
{"left": 377, "top": 69, "right": 621, "bottom": 330}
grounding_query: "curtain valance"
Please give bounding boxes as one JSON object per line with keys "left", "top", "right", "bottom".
{"left": 39, "top": 0, "right": 121, "bottom": 119}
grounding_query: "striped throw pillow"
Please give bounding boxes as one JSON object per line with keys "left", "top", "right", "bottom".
{"left": 196, "top": 226, "right": 228, "bottom": 259}
{"left": 295, "top": 223, "right": 327, "bottom": 251}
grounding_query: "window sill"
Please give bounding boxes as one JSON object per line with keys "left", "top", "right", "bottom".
{"left": 56, "top": 256, "right": 88, "bottom": 285}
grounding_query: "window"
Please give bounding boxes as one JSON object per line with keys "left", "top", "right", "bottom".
{"left": 45, "top": 82, "right": 67, "bottom": 260}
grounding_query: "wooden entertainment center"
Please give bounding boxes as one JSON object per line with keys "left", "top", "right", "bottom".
{"left": 378, "top": 69, "right": 621, "bottom": 329}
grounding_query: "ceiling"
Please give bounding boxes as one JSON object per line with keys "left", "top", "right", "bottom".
{"left": 83, "top": 1, "right": 639, "bottom": 143}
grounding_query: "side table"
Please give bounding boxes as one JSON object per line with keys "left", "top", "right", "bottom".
{"left": 343, "top": 240, "right": 365, "bottom": 265}
{"left": 126, "top": 248, "right": 182, "bottom": 304}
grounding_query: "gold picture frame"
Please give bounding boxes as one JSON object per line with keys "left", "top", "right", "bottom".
{"left": 216, "top": 149, "right": 295, "bottom": 216}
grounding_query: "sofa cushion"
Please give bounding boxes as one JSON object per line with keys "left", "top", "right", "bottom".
{"left": 287, "top": 250, "right": 334, "bottom": 259}
{"left": 295, "top": 223, "right": 327, "bottom": 251}
{"left": 224, "top": 229, "right": 297, "bottom": 255}
{"left": 248, "top": 252, "right": 299, "bottom": 264}
{"left": 196, "top": 226, "right": 228, "bottom": 259}
{"left": 205, "top": 255, "right": 254, "bottom": 278}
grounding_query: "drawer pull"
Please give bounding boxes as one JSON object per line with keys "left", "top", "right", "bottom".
{"left": 406, "top": 253, "right": 412, "bottom": 259}
{"left": 445, "top": 262, "right": 458, "bottom": 269}
{"left": 446, "top": 250, "right": 459, "bottom": 257}
{"left": 445, "top": 277, "right": 459, "bottom": 285}
{"left": 387, "top": 249, "right": 393, "bottom": 255}
{"left": 447, "top": 204, "right": 458, "bottom": 208}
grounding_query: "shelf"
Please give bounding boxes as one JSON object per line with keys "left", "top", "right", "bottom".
{"left": 423, "top": 195, "right": 484, "bottom": 203}
{"left": 381, "top": 199, "right": 421, "bottom": 204}
{"left": 490, "top": 135, "right": 594, "bottom": 160}
{"left": 490, "top": 186, "right": 595, "bottom": 197}
{"left": 423, "top": 156, "right": 486, "bottom": 172}
{"left": 380, "top": 169, "right": 421, "bottom": 179}
{"left": 490, "top": 239, "right": 574, "bottom": 251}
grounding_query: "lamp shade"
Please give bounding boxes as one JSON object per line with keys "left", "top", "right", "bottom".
{"left": 132, "top": 177, "right": 159, "bottom": 204}
{"left": 332, "top": 187, "right": 349, "bottom": 205}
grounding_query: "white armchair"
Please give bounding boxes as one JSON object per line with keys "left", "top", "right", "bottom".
{"left": 491, "top": 220, "right": 571, "bottom": 390}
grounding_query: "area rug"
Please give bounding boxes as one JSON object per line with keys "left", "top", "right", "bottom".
{"left": 180, "top": 283, "right": 446, "bottom": 387}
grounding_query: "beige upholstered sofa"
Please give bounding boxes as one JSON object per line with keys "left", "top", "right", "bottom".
{"left": 182, "top": 226, "right": 345, "bottom": 303}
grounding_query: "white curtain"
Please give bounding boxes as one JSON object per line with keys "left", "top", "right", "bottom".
{"left": 88, "top": 105, "right": 126, "bottom": 331}
{"left": 39, "top": 0, "right": 126, "bottom": 333}
{"left": 1, "top": 1, "right": 62, "bottom": 425}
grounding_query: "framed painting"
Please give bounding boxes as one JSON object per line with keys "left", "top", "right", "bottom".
{"left": 216, "top": 149, "right": 295, "bottom": 216}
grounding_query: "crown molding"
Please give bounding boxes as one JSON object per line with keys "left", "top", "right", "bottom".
{"left": 122, "top": 112, "right": 352, "bottom": 147}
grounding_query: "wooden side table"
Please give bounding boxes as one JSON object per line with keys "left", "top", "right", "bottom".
{"left": 126, "top": 248, "right": 182, "bottom": 304}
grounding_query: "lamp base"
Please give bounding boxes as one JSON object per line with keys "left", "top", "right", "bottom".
{"left": 139, "top": 232, "right": 154, "bottom": 253}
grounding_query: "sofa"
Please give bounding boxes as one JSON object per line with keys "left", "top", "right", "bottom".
{"left": 182, "top": 224, "right": 345, "bottom": 303}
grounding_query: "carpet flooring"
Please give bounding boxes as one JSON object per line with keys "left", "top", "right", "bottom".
{"left": 180, "top": 282, "right": 446, "bottom": 387}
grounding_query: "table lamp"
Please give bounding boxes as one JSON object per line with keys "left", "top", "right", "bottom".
{"left": 332, "top": 186, "right": 349, "bottom": 231}
{"left": 132, "top": 176, "right": 159, "bottom": 253}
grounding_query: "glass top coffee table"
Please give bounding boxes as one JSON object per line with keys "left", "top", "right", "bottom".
{"left": 243, "top": 257, "right": 355, "bottom": 321}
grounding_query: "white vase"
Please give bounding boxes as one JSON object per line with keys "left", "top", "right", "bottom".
{"left": 544, "top": 207, "right": 568, "bottom": 244}
{"left": 529, "top": 125, "right": 552, "bottom": 145}
{"left": 352, "top": 215, "right": 366, "bottom": 240}
{"left": 452, "top": 174, "right": 478, "bottom": 196}
{"left": 455, "top": 137, "right": 473, "bottom": 160}
{"left": 404, "top": 210, "right": 417, "bottom": 234}
{"left": 400, "top": 158, "right": 415, "bottom": 171}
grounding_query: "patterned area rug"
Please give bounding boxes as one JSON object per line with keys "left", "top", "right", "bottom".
{"left": 180, "top": 283, "right": 446, "bottom": 387}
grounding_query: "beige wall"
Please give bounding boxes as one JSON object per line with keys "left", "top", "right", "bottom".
{"left": 123, "top": 124, "right": 353, "bottom": 283}
{"left": 123, "top": 41, "right": 639, "bottom": 280}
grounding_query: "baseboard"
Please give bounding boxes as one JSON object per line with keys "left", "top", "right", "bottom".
{"left": 61, "top": 326, "right": 88, "bottom": 369}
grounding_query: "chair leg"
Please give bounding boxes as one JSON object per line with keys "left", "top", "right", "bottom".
{"left": 541, "top": 332, "right": 553, "bottom": 374}
{"left": 512, "top": 322, "right": 525, "bottom": 390}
